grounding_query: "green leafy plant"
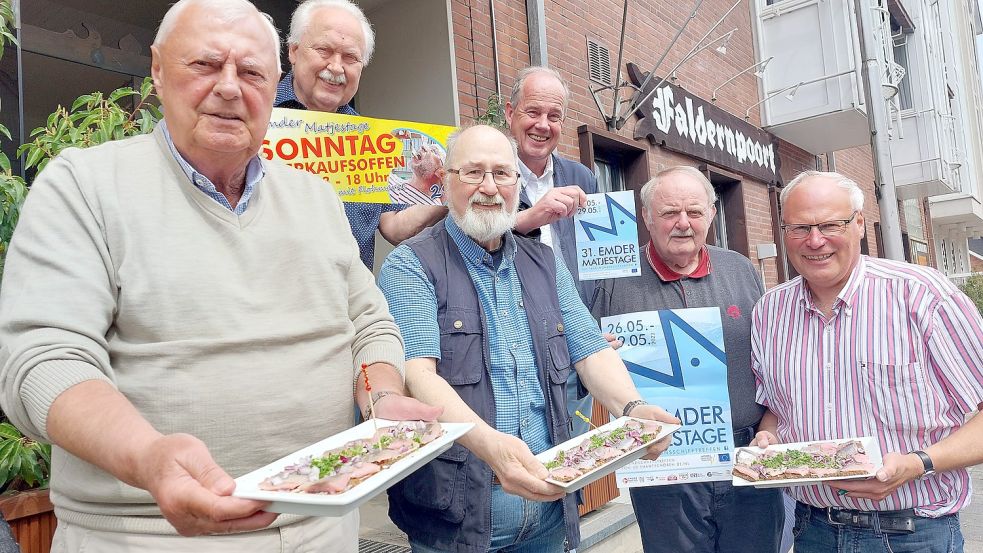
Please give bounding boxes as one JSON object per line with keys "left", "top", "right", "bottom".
{"left": 959, "top": 273, "right": 983, "bottom": 316}
{"left": 0, "top": 0, "right": 162, "bottom": 494}
{"left": 0, "top": 0, "right": 21, "bottom": 281}
{"left": 0, "top": 77, "right": 161, "bottom": 285}
{"left": 19, "top": 78, "right": 162, "bottom": 174}
{"left": 0, "top": 0, "right": 14, "bottom": 61}
{"left": 0, "top": 422, "right": 51, "bottom": 492}
{"left": 0, "top": 135, "right": 26, "bottom": 280}
{"left": 475, "top": 92, "right": 507, "bottom": 130}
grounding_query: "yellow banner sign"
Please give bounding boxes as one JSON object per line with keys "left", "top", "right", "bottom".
{"left": 261, "top": 107, "right": 455, "bottom": 205}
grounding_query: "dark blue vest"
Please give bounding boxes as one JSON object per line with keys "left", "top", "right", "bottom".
{"left": 387, "top": 222, "right": 580, "bottom": 552}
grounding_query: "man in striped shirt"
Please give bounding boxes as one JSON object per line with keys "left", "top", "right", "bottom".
{"left": 751, "top": 170, "right": 983, "bottom": 552}
{"left": 387, "top": 143, "right": 445, "bottom": 206}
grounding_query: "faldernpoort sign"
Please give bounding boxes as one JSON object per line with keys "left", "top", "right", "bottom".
{"left": 629, "top": 63, "right": 780, "bottom": 184}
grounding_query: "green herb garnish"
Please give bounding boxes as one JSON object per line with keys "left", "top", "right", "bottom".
{"left": 544, "top": 449, "right": 565, "bottom": 470}
{"left": 608, "top": 426, "right": 628, "bottom": 442}
{"left": 760, "top": 450, "right": 837, "bottom": 469}
{"left": 311, "top": 453, "right": 343, "bottom": 477}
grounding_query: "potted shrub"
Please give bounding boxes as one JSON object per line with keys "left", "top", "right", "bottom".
{"left": 0, "top": 8, "right": 160, "bottom": 547}
{"left": 0, "top": 423, "right": 52, "bottom": 553}
{"left": 0, "top": 80, "right": 160, "bottom": 551}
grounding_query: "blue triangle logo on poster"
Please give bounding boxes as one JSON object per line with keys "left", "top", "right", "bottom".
{"left": 624, "top": 310, "right": 727, "bottom": 390}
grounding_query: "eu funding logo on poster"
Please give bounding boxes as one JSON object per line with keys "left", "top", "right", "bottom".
{"left": 602, "top": 307, "right": 734, "bottom": 487}
{"left": 574, "top": 191, "right": 641, "bottom": 280}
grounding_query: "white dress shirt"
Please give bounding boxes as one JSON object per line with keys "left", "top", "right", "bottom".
{"left": 518, "top": 156, "right": 561, "bottom": 257}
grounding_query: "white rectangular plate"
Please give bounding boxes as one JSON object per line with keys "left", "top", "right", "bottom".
{"left": 731, "top": 436, "right": 883, "bottom": 489}
{"left": 535, "top": 417, "right": 680, "bottom": 492}
{"left": 233, "top": 420, "right": 474, "bottom": 516}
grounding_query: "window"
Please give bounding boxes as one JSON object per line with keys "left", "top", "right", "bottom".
{"left": 909, "top": 240, "right": 930, "bottom": 266}
{"left": 903, "top": 198, "right": 924, "bottom": 241}
{"left": 594, "top": 159, "right": 625, "bottom": 193}
{"left": 892, "top": 38, "right": 914, "bottom": 111}
{"left": 577, "top": 126, "right": 650, "bottom": 243}
{"left": 710, "top": 193, "right": 729, "bottom": 250}
{"left": 705, "top": 169, "right": 748, "bottom": 257}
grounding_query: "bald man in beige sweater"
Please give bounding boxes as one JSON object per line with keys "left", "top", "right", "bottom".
{"left": 0, "top": 0, "right": 438, "bottom": 551}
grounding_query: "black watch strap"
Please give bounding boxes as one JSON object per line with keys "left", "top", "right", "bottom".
{"left": 912, "top": 450, "right": 935, "bottom": 477}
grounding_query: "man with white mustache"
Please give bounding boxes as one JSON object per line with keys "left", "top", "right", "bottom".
{"left": 378, "top": 125, "right": 679, "bottom": 552}
{"left": 277, "top": 0, "right": 445, "bottom": 270}
{"left": 590, "top": 166, "right": 786, "bottom": 553}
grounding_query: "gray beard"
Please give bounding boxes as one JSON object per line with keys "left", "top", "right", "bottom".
{"left": 449, "top": 194, "right": 518, "bottom": 246}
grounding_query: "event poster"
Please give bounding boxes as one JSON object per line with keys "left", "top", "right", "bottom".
{"left": 262, "top": 107, "right": 455, "bottom": 205}
{"left": 600, "top": 307, "right": 734, "bottom": 487}
{"left": 573, "top": 191, "right": 641, "bottom": 280}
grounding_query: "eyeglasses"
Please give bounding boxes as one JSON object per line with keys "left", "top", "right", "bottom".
{"left": 448, "top": 167, "right": 520, "bottom": 187}
{"left": 781, "top": 211, "right": 858, "bottom": 239}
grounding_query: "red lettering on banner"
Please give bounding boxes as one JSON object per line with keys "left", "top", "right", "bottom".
{"left": 300, "top": 138, "right": 322, "bottom": 158}
{"left": 276, "top": 139, "right": 298, "bottom": 160}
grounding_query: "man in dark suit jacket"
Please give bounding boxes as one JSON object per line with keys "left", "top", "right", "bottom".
{"left": 505, "top": 66, "right": 612, "bottom": 436}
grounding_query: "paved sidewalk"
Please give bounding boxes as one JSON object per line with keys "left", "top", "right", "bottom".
{"left": 359, "top": 464, "right": 983, "bottom": 553}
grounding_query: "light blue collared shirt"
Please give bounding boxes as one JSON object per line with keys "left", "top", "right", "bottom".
{"left": 379, "top": 217, "right": 609, "bottom": 454}
{"left": 160, "top": 120, "right": 265, "bottom": 215}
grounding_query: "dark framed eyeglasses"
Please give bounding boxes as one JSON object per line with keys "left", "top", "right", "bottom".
{"left": 448, "top": 167, "right": 520, "bottom": 187}
{"left": 781, "top": 211, "right": 859, "bottom": 239}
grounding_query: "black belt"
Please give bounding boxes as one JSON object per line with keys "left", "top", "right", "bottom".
{"left": 732, "top": 425, "right": 757, "bottom": 447}
{"left": 804, "top": 503, "right": 916, "bottom": 535}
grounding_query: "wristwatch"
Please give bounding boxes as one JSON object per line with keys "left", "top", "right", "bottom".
{"left": 911, "top": 450, "right": 936, "bottom": 478}
{"left": 622, "top": 399, "right": 648, "bottom": 418}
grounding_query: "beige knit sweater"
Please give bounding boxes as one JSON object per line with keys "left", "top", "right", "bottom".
{"left": 0, "top": 126, "right": 404, "bottom": 533}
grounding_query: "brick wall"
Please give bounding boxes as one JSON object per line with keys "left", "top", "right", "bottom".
{"left": 971, "top": 253, "right": 983, "bottom": 273}
{"left": 829, "top": 146, "right": 881, "bottom": 258}
{"left": 451, "top": 0, "right": 885, "bottom": 288}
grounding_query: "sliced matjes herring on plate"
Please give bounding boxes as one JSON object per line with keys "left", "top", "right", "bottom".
{"left": 534, "top": 416, "right": 680, "bottom": 492}
{"left": 234, "top": 419, "right": 473, "bottom": 516}
{"left": 731, "top": 436, "right": 882, "bottom": 489}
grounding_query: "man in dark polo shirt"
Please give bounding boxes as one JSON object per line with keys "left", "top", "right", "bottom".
{"left": 591, "top": 166, "right": 785, "bottom": 553}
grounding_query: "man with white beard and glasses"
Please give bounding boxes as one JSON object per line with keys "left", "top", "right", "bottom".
{"left": 378, "top": 125, "right": 679, "bottom": 553}
{"left": 277, "top": 0, "right": 445, "bottom": 270}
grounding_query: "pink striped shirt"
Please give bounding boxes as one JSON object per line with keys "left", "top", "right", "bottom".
{"left": 751, "top": 255, "right": 983, "bottom": 516}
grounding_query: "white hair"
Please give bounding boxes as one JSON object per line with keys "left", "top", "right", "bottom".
{"left": 288, "top": 0, "right": 375, "bottom": 65}
{"left": 640, "top": 166, "right": 717, "bottom": 215}
{"left": 781, "top": 170, "right": 865, "bottom": 211}
{"left": 509, "top": 66, "right": 570, "bottom": 110}
{"left": 153, "top": 0, "right": 281, "bottom": 73}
